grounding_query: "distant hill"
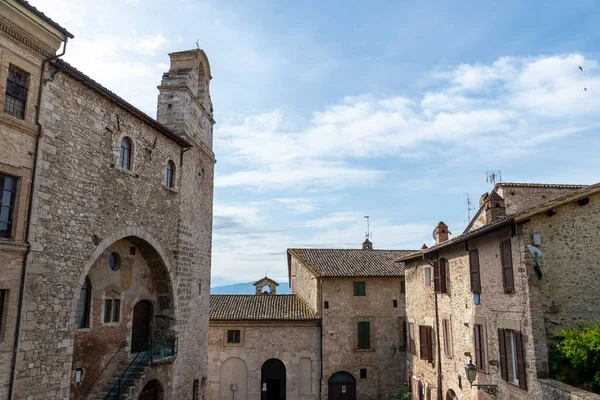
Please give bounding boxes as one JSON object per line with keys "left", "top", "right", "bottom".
{"left": 211, "top": 281, "right": 291, "bottom": 294}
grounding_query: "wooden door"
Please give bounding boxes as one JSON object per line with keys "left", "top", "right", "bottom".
{"left": 328, "top": 382, "right": 356, "bottom": 400}
{"left": 131, "top": 301, "right": 152, "bottom": 353}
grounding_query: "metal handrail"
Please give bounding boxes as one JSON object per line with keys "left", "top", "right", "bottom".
{"left": 80, "top": 340, "right": 127, "bottom": 399}
{"left": 103, "top": 340, "right": 151, "bottom": 400}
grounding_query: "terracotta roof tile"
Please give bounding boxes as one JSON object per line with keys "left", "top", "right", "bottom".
{"left": 210, "top": 294, "right": 318, "bottom": 321}
{"left": 288, "top": 248, "right": 412, "bottom": 277}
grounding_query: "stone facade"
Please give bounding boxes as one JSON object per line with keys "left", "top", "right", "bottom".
{"left": 0, "top": 2, "right": 215, "bottom": 399}
{"left": 401, "top": 184, "right": 600, "bottom": 400}
{"left": 207, "top": 320, "right": 321, "bottom": 400}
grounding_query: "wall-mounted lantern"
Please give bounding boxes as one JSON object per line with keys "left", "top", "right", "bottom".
{"left": 464, "top": 360, "right": 497, "bottom": 395}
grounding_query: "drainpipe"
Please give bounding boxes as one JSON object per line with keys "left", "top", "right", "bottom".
{"left": 8, "top": 36, "right": 69, "bottom": 400}
{"left": 319, "top": 277, "right": 323, "bottom": 400}
{"left": 434, "top": 285, "right": 443, "bottom": 400}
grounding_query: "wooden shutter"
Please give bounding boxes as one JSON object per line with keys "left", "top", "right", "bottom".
{"left": 426, "top": 326, "right": 433, "bottom": 363}
{"left": 442, "top": 320, "right": 448, "bottom": 357}
{"left": 498, "top": 329, "right": 508, "bottom": 381}
{"left": 358, "top": 321, "right": 370, "bottom": 349}
{"left": 402, "top": 320, "right": 408, "bottom": 349}
{"left": 474, "top": 325, "right": 482, "bottom": 369}
{"left": 419, "top": 326, "right": 428, "bottom": 360}
{"left": 439, "top": 258, "right": 447, "bottom": 293}
{"left": 469, "top": 249, "right": 481, "bottom": 293}
{"left": 515, "top": 331, "right": 527, "bottom": 389}
{"left": 500, "top": 240, "right": 514, "bottom": 292}
{"left": 433, "top": 260, "right": 440, "bottom": 292}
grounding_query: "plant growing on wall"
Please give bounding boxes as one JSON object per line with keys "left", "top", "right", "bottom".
{"left": 549, "top": 321, "right": 600, "bottom": 394}
{"left": 384, "top": 388, "right": 411, "bottom": 400}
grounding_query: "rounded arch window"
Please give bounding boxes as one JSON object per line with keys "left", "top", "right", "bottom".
{"left": 108, "top": 252, "right": 121, "bottom": 271}
{"left": 165, "top": 160, "right": 175, "bottom": 188}
{"left": 119, "top": 137, "right": 133, "bottom": 170}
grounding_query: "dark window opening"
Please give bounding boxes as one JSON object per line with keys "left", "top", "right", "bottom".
{"left": 0, "top": 174, "right": 17, "bottom": 239}
{"left": 360, "top": 368, "right": 367, "bottom": 379}
{"left": 108, "top": 252, "right": 120, "bottom": 271}
{"left": 76, "top": 277, "right": 91, "bottom": 329}
{"left": 0, "top": 289, "right": 6, "bottom": 336}
{"left": 112, "top": 299, "right": 120, "bottom": 322}
{"left": 402, "top": 320, "right": 408, "bottom": 350}
{"left": 353, "top": 281, "right": 366, "bottom": 296}
{"left": 227, "top": 329, "right": 241, "bottom": 343}
{"left": 400, "top": 281, "right": 405, "bottom": 293}
{"left": 129, "top": 246, "right": 136, "bottom": 255}
{"left": 119, "top": 137, "right": 133, "bottom": 170}
{"left": 578, "top": 197, "right": 590, "bottom": 206}
{"left": 4, "top": 65, "right": 28, "bottom": 119}
{"left": 165, "top": 160, "right": 176, "bottom": 188}
{"left": 393, "top": 299, "right": 398, "bottom": 308}
{"left": 324, "top": 300, "right": 329, "bottom": 309}
{"left": 104, "top": 299, "right": 112, "bottom": 323}
{"left": 193, "top": 379, "right": 199, "bottom": 400}
{"left": 357, "top": 321, "right": 371, "bottom": 349}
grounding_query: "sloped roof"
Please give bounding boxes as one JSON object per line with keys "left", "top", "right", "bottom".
{"left": 15, "top": 0, "right": 74, "bottom": 38}
{"left": 210, "top": 294, "right": 318, "bottom": 321}
{"left": 253, "top": 277, "right": 279, "bottom": 287}
{"left": 288, "top": 248, "right": 412, "bottom": 277}
{"left": 495, "top": 182, "right": 586, "bottom": 189}
{"left": 397, "top": 182, "right": 600, "bottom": 262}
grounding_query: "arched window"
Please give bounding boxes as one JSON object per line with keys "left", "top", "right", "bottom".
{"left": 119, "top": 137, "right": 132, "bottom": 170}
{"left": 76, "top": 277, "right": 91, "bottom": 329}
{"left": 165, "top": 160, "right": 175, "bottom": 188}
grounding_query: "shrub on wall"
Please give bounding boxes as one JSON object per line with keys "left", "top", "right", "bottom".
{"left": 384, "top": 388, "right": 411, "bottom": 400}
{"left": 549, "top": 321, "right": 600, "bottom": 394}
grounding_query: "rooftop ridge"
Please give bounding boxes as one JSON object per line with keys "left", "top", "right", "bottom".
{"left": 15, "top": 0, "right": 74, "bottom": 38}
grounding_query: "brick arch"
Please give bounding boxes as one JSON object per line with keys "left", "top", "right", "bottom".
{"left": 71, "top": 226, "right": 176, "bottom": 327}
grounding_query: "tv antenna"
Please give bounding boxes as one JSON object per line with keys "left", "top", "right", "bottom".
{"left": 465, "top": 193, "right": 476, "bottom": 221}
{"left": 486, "top": 170, "right": 502, "bottom": 186}
{"left": 195, "top": 39, "right": 200, "bottom": 49}
{"left": 363, "top": 216, "right": 371, "bottom": 239}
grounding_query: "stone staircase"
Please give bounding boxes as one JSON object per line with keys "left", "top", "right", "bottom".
{"left": 93, "top": 351, "right": 150, "bottom": 400}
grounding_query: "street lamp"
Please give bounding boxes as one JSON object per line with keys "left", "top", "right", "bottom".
{"left": 389, "top": 343, "right": 397, "bottom": 356}
{"left": 464, "top": 360, "right": 497, "bottom": 395}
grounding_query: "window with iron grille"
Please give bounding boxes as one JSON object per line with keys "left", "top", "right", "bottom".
{"left": 192, "top": 379, "right": 199, "bottom": 400}
{"left": 165, "top": 160, "right": 175, "bottom": 188}
{"left": 360, "top": 368, "right": 367, "bottom": 379}
{"left": 76, "top": 277, "right": 91, "bottom": 329}
{"left": 227, "top": 329, "right": 241, "bottom": 343}
{"left": 103, "top": 298, "right": 120, "bottom": 323}
{"left": 0, "top": 174, "right": 17, "bottom": 239}
{"left": 4, "top": 65, "right": 28, "bottom": 119}
{"left": 119, "top": 137, "right": 133, "bottom": 170}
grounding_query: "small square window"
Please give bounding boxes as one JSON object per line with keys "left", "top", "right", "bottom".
{"left": 353, "top": 282, "right": 366, "bottom": 296}
{"left": 324, "top": 301, "right": 329, "bottom": 309}
{"left": 393, "top": 299, "right": 398, "bottom": 308}
{"left": 400, "top": 281, "right": 406, "bottom": 294}
{"left": 227, "top": 329, "right": 241, "bottom": 343}
{"left": 360, "top": 368, "right": 367, "bottom": 379}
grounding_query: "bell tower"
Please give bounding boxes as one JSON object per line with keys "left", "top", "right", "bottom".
{"left": 156, "top": 49, "right": 214, "bottom": 149}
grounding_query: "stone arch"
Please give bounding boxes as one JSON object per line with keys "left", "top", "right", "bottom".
{"left": 139, "top": 379, "right": 164, "bottom": 400}
{"left": 70, "top": 227, "right": 176, "bottom": 329}
{"left": 219, "top": 357, "right": 248, "bottom": 400}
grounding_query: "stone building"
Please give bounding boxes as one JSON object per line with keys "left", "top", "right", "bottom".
{"left": 208, "top": 279, "right": 321, "bottom": 400}
{"left": 207, "top": 240, "right": 411, "bottom": 400}
{"left": 0, "top": 1, "right": 215, "bottom": 399}
{"left": 397, "top": 183, "right": 600, "bottom": 400}
{"left": 288, "top": 242, "right": 411, "bottom": 400}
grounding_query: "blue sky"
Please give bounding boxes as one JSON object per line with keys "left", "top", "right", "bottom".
{"left": 31, "top": 0, "right": 600, "bottom": 286}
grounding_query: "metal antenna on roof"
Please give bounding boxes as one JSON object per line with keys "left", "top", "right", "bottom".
{"left": 465, "top": 193, "right": 476, "bottom": 222}
{"left": 196, "top": 39, "right": 200, "bottom": 49}
{"left": 486, "top": 170, "right": 502, "bottom": 186}
{"left": 363, "top": 216, "right": 371, "bottom": 239}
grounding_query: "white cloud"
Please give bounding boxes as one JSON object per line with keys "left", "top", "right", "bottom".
{"left": 217, "top": 53, "right": 600, "bottom": 191}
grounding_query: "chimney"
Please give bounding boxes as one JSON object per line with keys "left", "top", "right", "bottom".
{"left": 434, "top": 221, "right": 449, "bottom": 245}
{"left": 362, "top": 238, "right": 373, "bottom": 251}
{"left": 483, "top": 192, "right": 506, "bottom": 223}
{"left": 479, "top": 192, "right": 489, "bottom": 208}
{"left": 421, "top": 243, "right": 428, "bottom": 250}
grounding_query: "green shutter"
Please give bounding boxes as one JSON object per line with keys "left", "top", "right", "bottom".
{"left": 358, "top": 321, "right": 371, "bottom": 349}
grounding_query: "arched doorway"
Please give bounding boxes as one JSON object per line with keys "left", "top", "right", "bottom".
{"left": 261, "top": 358, "right": 286, "bottom": 400}
{"left": 132, "top": 300, "right": 153, "bottom": 353}
{"left": 328, "top": 371, "right": 356, "bottom": 400}
{"left": 446, "top": 389, "right": 458, "bottom": 400}
{"left": 139, "top": 379, "right": 163, "bottom": 400}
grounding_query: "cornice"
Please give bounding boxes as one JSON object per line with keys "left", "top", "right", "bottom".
{"left": 0, "top": 17, "right": 54, "bottom": 58}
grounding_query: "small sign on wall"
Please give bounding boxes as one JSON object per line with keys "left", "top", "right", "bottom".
{"left": 230, "top": 384, "right": 237, "bottom": 391}
{"left": 342, "top": 386, "right": 346, "bottom": 393}
{"left": 262, "top": 383, "right": 267, "bottom": 392}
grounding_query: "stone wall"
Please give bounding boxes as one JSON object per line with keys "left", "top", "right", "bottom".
{"left": 539, "top": 379, "right": 600, "bottom": 400}
{"left": 289, "top": 255, "right": 319, "bottom": 314}
{"left": 10, "top": 48, "right": 214, "bottom": 400}
{"left": 321, "top": 276, "right": 407, "bottom": 400}
{"left": 0, "top": 13, "right": 51, "bottom": 398}
{"left": 207, "top": 321, "right": 321, "bottom": 400}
